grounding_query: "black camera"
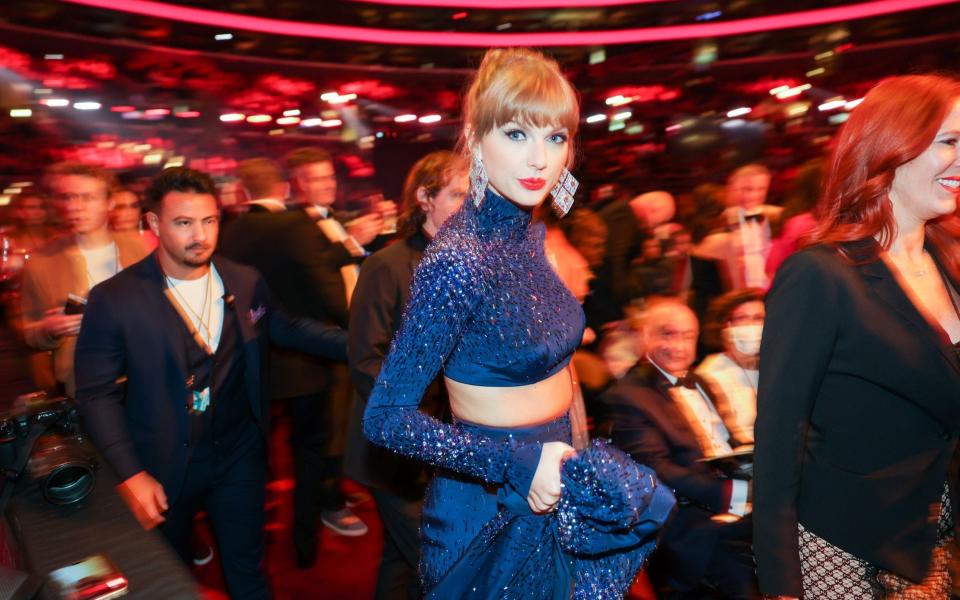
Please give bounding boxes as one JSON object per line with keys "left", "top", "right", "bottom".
{"left": 0, "top": 394, "right": 97, "bottom": 506}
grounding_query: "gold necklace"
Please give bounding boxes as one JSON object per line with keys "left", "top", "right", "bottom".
{"left": 166, "top": 269, "right": 213, "bottom": 346}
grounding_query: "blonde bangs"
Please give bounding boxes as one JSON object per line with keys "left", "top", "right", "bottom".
{"left": 483, "top": 66, "right": 579, "bottom": 136}
{"left": 464, "top": 49, "right": 580, "bottom": 147}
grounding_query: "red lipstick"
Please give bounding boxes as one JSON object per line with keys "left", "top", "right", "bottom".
{"left": 518, "top": 178, "right": 546, "bottom": 191}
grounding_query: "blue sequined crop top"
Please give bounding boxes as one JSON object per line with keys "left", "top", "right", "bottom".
{"left": 363, "top": 187, "right": 585, "bottom": 490}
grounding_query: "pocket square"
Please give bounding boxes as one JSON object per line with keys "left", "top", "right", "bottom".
{"left": 249, "top": 305, "right": 266, "bottom": 325}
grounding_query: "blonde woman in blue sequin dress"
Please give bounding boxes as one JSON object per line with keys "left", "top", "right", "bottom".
{"left": 363, "top": 48, "right": 672, "bottom": 599}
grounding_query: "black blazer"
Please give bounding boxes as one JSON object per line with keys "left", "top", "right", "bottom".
{"left": 754, "top": 241, "right": 960, "bottom": 596}
{"left": 596, "top": 360, "right": 740, "bottom": 589}
{"left": 344, "top": 232, "right": 442, "bottom": 495}
{"left": 219, "top": 206, "right": 356, "bottom": 398}
{"left": 74, "top": 253, "right": 347, "bottom": 504}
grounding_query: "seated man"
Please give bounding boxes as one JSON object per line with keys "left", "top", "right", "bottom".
{"left": 596, "top": 298, "right": 758, "bottom": 600}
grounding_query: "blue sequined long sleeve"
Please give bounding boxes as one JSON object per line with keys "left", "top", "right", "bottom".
{"left": 362, "top": 187, "right": 585, "bottom": 491}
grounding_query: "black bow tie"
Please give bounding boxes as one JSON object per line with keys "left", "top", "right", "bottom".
{"left": 672, "top": 375, "right": 698, "bottom": 390}
{"left": 743, "top": 212, "right": 766, "bottom": 224}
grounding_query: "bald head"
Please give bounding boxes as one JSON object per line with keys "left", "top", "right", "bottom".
{"left": 630, "top": 191, "right": 675, "bottom": 228}
{"left": 641, "top": 299, "right": 698, "bottom": 376}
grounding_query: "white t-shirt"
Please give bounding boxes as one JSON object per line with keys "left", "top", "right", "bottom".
{"left": 166, "top": 265, "right": 225, "bottom": 352}
{"left": 80, "top": 242, "right": 119, "bottom": 287}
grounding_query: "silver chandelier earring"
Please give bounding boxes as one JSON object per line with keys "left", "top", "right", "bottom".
{"left": 469, "top": 151, "right": 488, "bottom": 209}
{"left": 550, "top": 168, "right": 579, "bottom": 217}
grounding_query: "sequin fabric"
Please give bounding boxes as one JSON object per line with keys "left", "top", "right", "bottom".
{"left": 798, "top": 482, "right": 954, "bottom": 599}
{"left": 426, "top": 439, "right": 676, "bottom": 600}
{"left": 362, "top": 186, "right": 585, "bottom": 488}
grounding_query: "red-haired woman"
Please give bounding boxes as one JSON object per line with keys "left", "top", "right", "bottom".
{"left": 755, "top": 74, "right": 960, "bottom": 599}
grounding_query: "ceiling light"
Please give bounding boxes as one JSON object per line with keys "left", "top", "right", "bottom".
{"left": 612, "top": 111, "right": 632, "bottom": 121}
{"left": 321, "top": 119, "right": 342, "bottom": 127}
{"left": 246, "top": 114, "right": 273, "bottom": 123}
{"left": 320, "top": 92, "right": 339, "bottom": 101}
{"left": 9, "top": 109, "right": 31, "bottom": 118}
{"left": 44, "top": 54, "right": 63, "bottom": 60}
{"left": 418, "top": 114, "right": 442, "bottom": 124}
{"left": 605, "top": 95, "right": 630, "bottom": 106}
{"left": 327, "top": 93, "right": 357, "bottom": 105}
{"left": 214, "top": 33, "right": 233, "bottom": 41}
{"left": 769, "top": 85, "right": 790, "bottom": 96}
{"left": 219, "top": 113, "right": 245, "bottom": 122}
{"left": 726, "top": 107, "right": 751, "bottom": 118}
{"left": 776, "top": 84, "right": 812, "bottom": 100}
{"left": 71, "top": 0, "right": 957, "bottom": 46}
{"left": 817, "top": 98, "right": 846, "bottom": 112}
{"left": 845, "top": 98, "right": 864, "bottom": 110}
{"left": 283, "top": 109, "right": 301, "bottom": 117}
{"left": 394, "top": 114, "right": 417, "bottom": 123}
{"left": 276, "top": 116, "right": 301, "bottom": 125}
{"left": 300, "top": 118, "right": 323, "bottom": 127}
{"left": 73, "top": 101, "right": 101, "bottom": 110}
{"left": 40, "top": 98, "right": 70, "bottom": 107}
{"left": 586, "top": 114, "right": 607, "bottom": 124}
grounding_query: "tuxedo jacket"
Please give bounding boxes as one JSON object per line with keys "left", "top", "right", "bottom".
{"left": 754, "top": 240, "right": 960, "bottom": 596}
{"left": 596, "top": 360, "right": 743, "bottom": 589}
{"left": 74, "top": 253, "right": 347, "bottom": 503}
{"left": 219, "top": 205, "right": 357, "bottom": 398}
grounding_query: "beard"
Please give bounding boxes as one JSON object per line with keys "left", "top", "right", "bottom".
{"left": 181, "top": 245, "right": 213, "bottom": 267}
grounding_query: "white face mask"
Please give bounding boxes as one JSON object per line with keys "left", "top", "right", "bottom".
{"left": 726, "top": 324, "right": 763, "bottom": 357}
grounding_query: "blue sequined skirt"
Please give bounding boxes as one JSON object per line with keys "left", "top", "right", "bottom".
{"left": 419, "top": 414, "right": 572, "bottom": 592}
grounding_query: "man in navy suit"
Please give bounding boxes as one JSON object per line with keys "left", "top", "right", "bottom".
{"left": 75, "top": 167, "right": 347, "bottom": 599}
{"left": 596, "top": 298, "right": 758, "bottom": 599}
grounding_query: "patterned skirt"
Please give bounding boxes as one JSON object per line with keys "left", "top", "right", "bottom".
{"left": 798, "top": 483, "right": 954, "bottom": 599}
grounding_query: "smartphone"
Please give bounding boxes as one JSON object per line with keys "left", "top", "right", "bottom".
{"left": 48, "top": 554, "right": 128, "bottom": 600}
{"left": 64, "top": 293, "right": 87, "bottom": 315}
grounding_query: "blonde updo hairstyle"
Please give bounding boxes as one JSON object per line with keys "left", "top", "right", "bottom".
{"left": 460, "top": 48, "right": 580, "bottom": 168}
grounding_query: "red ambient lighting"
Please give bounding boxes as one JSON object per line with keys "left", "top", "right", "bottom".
{"left": 144, "top": 108, "right": 171, "bottom": 116}
{"left": 56, "top": 0, "right": 957, "bottom": 47}
{"left": 110, "top": 105, "right": 137, "bottom": 112}
{"left": 354, "top": 0, "right": 666, "bottom": 5}
{"left": 175, "top": 110, "right": 200, "bottom": 118}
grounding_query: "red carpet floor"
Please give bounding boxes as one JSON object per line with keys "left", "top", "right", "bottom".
{"left": 193, "top": 402, "right": 657, "bottom": 599}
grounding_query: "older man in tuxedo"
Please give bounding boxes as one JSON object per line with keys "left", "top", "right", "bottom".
{"left": 596, "top": 298, "right": 758, "bottom": 599}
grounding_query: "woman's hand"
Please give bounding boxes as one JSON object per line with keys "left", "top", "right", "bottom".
{"left": 527, "top": 441, "right": 576, "bottom": 514}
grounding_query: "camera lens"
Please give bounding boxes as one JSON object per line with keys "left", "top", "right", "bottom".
{"left": 28, "top": 434, "right": 97, "bottom": 506}
{"left": 42, "top": 462, "right": 96, "bottom": 505}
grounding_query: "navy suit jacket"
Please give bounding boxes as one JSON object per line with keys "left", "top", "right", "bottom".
{"left": 74, "top": 253, "right": 346, "bottom": 503}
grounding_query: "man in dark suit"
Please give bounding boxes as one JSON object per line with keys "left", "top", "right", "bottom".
{"left": 75, "top": 167, "right": 347, "bottom": 599}
{"left": 596, "top": 298, "right": 758, "bottom": 599}
{"left": 345, "top": 150, "right": 466, "bottom": 599}
{"left": 589, "top": 190, "right": 675, "bottom": 329}
{"left": 220, "top": 156, "right": 370, "bottom": 564}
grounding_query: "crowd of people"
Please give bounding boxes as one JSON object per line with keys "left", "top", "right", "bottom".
{"left": 0, "top": 47, "right": 959, "bottom": 600}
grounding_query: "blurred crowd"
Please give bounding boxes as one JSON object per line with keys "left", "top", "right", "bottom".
{"left": 0, "top": 146, "right": 829, "bottom": 598}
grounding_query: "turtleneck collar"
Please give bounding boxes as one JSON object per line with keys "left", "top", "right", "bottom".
{"left": 467, "top": 186, "right": 533, "bottom": 232}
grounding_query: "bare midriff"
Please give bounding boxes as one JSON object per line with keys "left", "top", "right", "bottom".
{"left": 445, "top": 366, "right": 574, "bottom": 428}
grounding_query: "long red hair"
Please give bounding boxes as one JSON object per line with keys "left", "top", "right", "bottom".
{"left": 811, "top": 74, "right": 960, "bottom": 277}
